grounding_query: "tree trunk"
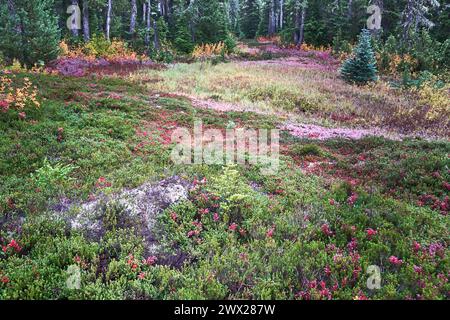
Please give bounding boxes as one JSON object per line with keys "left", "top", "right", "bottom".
{"left": 165, "top": 0, "right": 170, "bottom": 18}
{"left": 106, "top": 0, "right": 112, "bottom": 41}
{"left": 294, "top": 4, "right": 300, "bottom": 44}
{"left": 160, "top": 0, "right": 169, "bottom": 18}
{"left": 159, "top": 0, "right": 164, "bottom": 16}
{"left": 294, "top": 1, "right": 306, "bottom": 45}
{"left": 402, "top": 0, "right": 414, "bottom": 44}
{"left": 145, "top": 0, "right": 151, "bottom": 48}
{"left": 280, "top": 0, "right": 284, "bottom": 29}
{"left": 130, "top": 0, "right": 137, "bottom": 35}
{"left": 275, "top": 11, "right": 280, "bottom": 32}
{"left": 154, "top": 20, "right": 160, "bottom": 50}
{"left": 82, "top": 0, "right": 90, "bottom": 41}
{"left": 143, "top": 2, "right": 147, "bottom": 24}
{"left": 268, "top": 0, "right": 276, "bottom": 35}
{"left": 298, "top": 5, "right": 306, "bottom": 45}
{"left": 347, "top": 0, "right": 353, "bottom": 19}
{"left": 71, "top": 0, "right": 80, "bottom": 37}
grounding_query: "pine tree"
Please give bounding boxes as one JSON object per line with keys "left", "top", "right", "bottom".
{"left": 402, "top": 0, "right": 441, "bottom": 45}
{"left": 0, "top": 0, "right": 60, "bottom": 67}
{"left": 340, "top": 29, "right": 378, "bottom": 84}
{"left": 240, "top": 0, "right": 260, "bottom": 38}
{"left": 172, "top": 10, "right": 195, "bottom": 53}
{"left": 194, "top": 0, "right": 229, "bottom": 44}
{"left": 257, "top": 0, "right": 270, "bottom": 36}
{"left": 0, "top": 1, "right": 22, "bottom": 65}
{"left": 228, "top": 0, "right": 241, "bottom": 35}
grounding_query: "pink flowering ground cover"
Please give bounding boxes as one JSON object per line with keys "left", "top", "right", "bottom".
{"left": 239, "top": 57, "right": 338, "bottom": 72}
{"left": 280, "top": 122, "right": 404, "bottom": 141}
{"left": 235, "top": 42, "right": 339, "bottom": 72}
{"left": 177, "top": 96, "right": 421, "bottom": 143}
{"left": 46, "top": 57, "right": 163, "bottom": 77}
{"left": 184, "top": 93, "right": 283, "bottom": 116}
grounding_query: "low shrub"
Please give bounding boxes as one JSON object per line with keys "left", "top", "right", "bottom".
{"left": 31, "top": 158, "right": 77, "bottom": 196}
{"left": 291, "top": 144, "right": 325, "bottom": 157}
{"left": 246, "top": 85, "right": 318, "bottom": 112}
{"left": 192, "top": 42, "right": 227, "bottom": 62}
{"left": 0, "top": 74, "right": 40, "bottom": 116}
{"left": 59, "top": 35, "right": 139, "bottom": 62}
{"left": 411, "top": 80, "right": 450, "bottom": 122}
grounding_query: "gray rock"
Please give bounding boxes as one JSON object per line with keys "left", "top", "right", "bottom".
{"left": 58, "top": 176, "right": 190, "bottom": 254}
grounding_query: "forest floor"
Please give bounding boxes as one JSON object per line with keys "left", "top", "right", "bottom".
{"left": 0, "top": 43, "right": 448, "bottom": 300}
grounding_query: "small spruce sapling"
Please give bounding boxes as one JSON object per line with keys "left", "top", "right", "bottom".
{"left": 340, "top": 29, "right": 378, "bottom": 84}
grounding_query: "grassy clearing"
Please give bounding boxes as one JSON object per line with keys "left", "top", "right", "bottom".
{"left": 130, "top": 59, "right": 449, "bottom": 137}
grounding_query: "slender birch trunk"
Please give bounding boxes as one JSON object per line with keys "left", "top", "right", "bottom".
{"left": 106, "top": 0, "right": 112, "bottom": 41}
{"left": 298, "top": 5, "right": 306, "bottom": 45}
{"left": 280, "top": 0, "right": 284, "bottom": 29}
{"left": 143, "top": 2, "right": 147, "bottom": 24}
{"left": 130, "top": 0, "right": 137, "bottom": 35}
{"left": 294, "top": 0, "right": 307, "bottom": 45}
{"left": 145, "top": 0, "right": 151, "bottom": 48}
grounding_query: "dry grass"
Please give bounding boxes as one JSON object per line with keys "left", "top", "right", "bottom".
{"left": 129, "top": 57, "right": 449, "bottom": 138}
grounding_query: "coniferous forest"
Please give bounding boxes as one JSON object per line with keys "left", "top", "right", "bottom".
{"left": 0, "top": 0, "right": 449, "bottom": 302}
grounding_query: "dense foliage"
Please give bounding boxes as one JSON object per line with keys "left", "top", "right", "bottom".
{"left": 0, "top": 0, "right": 60, "bottom": 67}
{"left": 0, "top": 0, "right": 448, "bottom": 78}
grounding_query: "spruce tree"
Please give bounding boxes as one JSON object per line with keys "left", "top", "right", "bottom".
{"left": 0, "top": 0, "right": 60, "bottom": 67}
{"left": 0, "top": 2, "right": 22, "bottom": 65}
{"left": 194, "top": 0, "right": 229, "bottom": 44}
{"left": 340, "top": 29, "right": 378, "bottom": 85}
{"left": 240, "top": 0, "right": 260, "bottom": 38}
{"left": 172, "top": 11, "right": 195, "bottom": 54}
{"left": 257, "top": 0, "right": 270, "bottom": 36}
{"left": 228, "top": 0, "right": 241, "bottom": 35}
